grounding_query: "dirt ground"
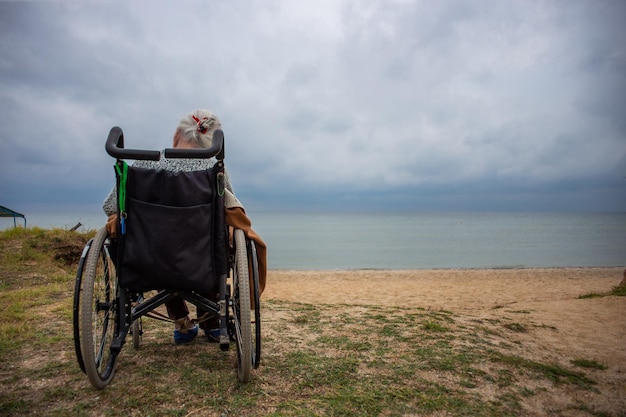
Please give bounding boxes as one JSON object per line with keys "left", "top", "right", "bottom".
{"left": 264, "top": 267, "right": 626, "bottom": 413}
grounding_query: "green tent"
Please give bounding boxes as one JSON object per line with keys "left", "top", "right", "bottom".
{"left": 0, "top": 205, "right": 27, "bottom": 227}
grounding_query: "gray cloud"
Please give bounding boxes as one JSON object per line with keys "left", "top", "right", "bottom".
{"left": 1, "top": 0, "right": 624, "bottom": 213}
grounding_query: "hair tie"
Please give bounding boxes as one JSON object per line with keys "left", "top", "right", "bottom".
{"left": 191, "top": 115, "right": 210, "bottom": 134}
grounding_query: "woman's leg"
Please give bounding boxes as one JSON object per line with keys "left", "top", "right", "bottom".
{"left": 166, "top": 297, "right": 198, "bottom": 344}
{"left": 196, "top": 290, "right": 220, "bottom": 333}
{"left": 165, "top": 297, "right": 191, "bottom": 329}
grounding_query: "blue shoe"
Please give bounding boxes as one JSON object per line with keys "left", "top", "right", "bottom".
{"left": 174, "top": 325, "right": 198, "bottom": 345}
{"left": 204, "top": 328, "right": 220, "bottom": 343}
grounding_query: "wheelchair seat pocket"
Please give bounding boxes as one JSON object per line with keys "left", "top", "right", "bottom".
{"left": 119, "top": 197, "right": 217, "bottom": 292}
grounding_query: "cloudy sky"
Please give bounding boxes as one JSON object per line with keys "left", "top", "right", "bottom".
{"left": 1, "top": 0, "right": 625, "bottom": 214}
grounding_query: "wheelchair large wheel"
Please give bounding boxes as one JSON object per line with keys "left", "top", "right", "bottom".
{"left": 248, "top": 239, "right": 261, "bottom": 369}
{"left": 79, "top": 227, "right": 118, "bottom": 389}
{"left": 232, "top": 229, "right": 252, "bottom": 382}
{"left": 73, "top": 237, "right": 94, "bottom": 374}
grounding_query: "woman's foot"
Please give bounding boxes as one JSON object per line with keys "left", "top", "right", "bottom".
{"left": 174, "top": 324, "right": 198, "bottom": 344}
{"left": 173, "top": 317, "right": 198, "bottom": 344}
{"left": 204, "top": 328, "right": 220, "bottom": 343}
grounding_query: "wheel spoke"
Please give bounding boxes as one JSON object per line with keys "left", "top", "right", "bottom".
{"left": 95, "top": 304, "right": 113, "bottom": 369}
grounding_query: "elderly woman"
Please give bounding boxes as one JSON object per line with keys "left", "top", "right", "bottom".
{"left": 103, "top": 109, "right": 266, "bottom": 345}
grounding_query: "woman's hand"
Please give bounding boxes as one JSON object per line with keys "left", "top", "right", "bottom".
{"left": 106, "top": 214, "right": 118, "bottom": 238}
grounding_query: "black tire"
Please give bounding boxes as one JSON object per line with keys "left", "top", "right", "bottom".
{"left": 73, "top": 238, "right": 94, "bottom": 374}
{"left": 248, "top": 239, "right": 261, "bottom": 369}
{"left": 131, "top": 316, "right": 142, "bottom": 349}
{"left": 233, "top": 229, "right": 252, "bottom": 382}
{"left": 79, "top": 227, "right": 118, "bottom": 389}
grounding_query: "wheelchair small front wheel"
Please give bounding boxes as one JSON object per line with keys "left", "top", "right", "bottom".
{"left": 131, "top": 317, "right": 142, "bottom": 349}
{"left": 79, "top": 227, "right": 118, "bottom": 389}
{"left": 131, "top": 295, "right": 143, "bottom": 349}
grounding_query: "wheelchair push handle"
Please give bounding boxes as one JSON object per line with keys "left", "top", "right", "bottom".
{"left": 105, "top": 127, "right": 224, "bottom": 160}
{"left": 105, "top": 127, "right": 160, "bottom": 160}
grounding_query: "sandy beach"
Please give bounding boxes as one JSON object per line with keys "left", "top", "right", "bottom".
{"left": 264, "top": 267, "right": 626, "bottom": 363}
{"left": 264, "top": 267, "right": 626, "bottom": 411}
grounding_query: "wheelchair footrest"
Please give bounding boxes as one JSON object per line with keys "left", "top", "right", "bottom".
{"left": 110, "top": 336, "right": 124, "bottom": 354}
{"left": 220, "top": 333, "right": 229, "bottom": 351}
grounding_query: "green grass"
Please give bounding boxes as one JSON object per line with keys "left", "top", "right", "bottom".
{"left": 0, "top": 228, "right": 622, "bottom": 417}
{"left": 503, "top": 322, "right": 528, "bottom": 333}
{"left": 578, "top": 283, "right": 626, "bottom": 299}
{"left": 422, "top": 320, "right": 450, "bottom": 332}
{"left": 578, "top": 292, "right": 606, "bottom": 299}
{"left": 491, "top": 353, "right": 597, "bottom": 388}
{"left": 571, "top": 358, "right": 608, "bottom": 370}
{"left": 610, "top": 285, "right": 626, "bottom": 296}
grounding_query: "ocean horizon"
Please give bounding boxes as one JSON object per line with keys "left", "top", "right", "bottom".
{"left": 2, "top": 209, "right": 625, "bottom": 271}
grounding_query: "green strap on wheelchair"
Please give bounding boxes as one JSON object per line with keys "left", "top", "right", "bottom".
{"left": 114, "top": 162, "right": 128, "bottom": 235}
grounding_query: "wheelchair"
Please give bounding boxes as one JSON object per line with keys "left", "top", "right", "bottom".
{"left": 72, "top": 127, "right": 261, "bottom": 389}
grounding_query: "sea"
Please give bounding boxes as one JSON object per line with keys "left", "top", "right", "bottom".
{"left": 2, "top": 210, "right": 625, "bottom": 270}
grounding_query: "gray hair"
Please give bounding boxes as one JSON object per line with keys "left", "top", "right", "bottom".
{"left": 175, "top": 109, "right": 222, "bottom": 148}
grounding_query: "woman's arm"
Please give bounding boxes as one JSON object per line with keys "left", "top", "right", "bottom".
{"left": 103, "top": 185, "right": 117, "bottom": 216}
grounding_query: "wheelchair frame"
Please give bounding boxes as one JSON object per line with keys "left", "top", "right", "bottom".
{"left": 72, "top": 127, "right": 261, "bottom": 389}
